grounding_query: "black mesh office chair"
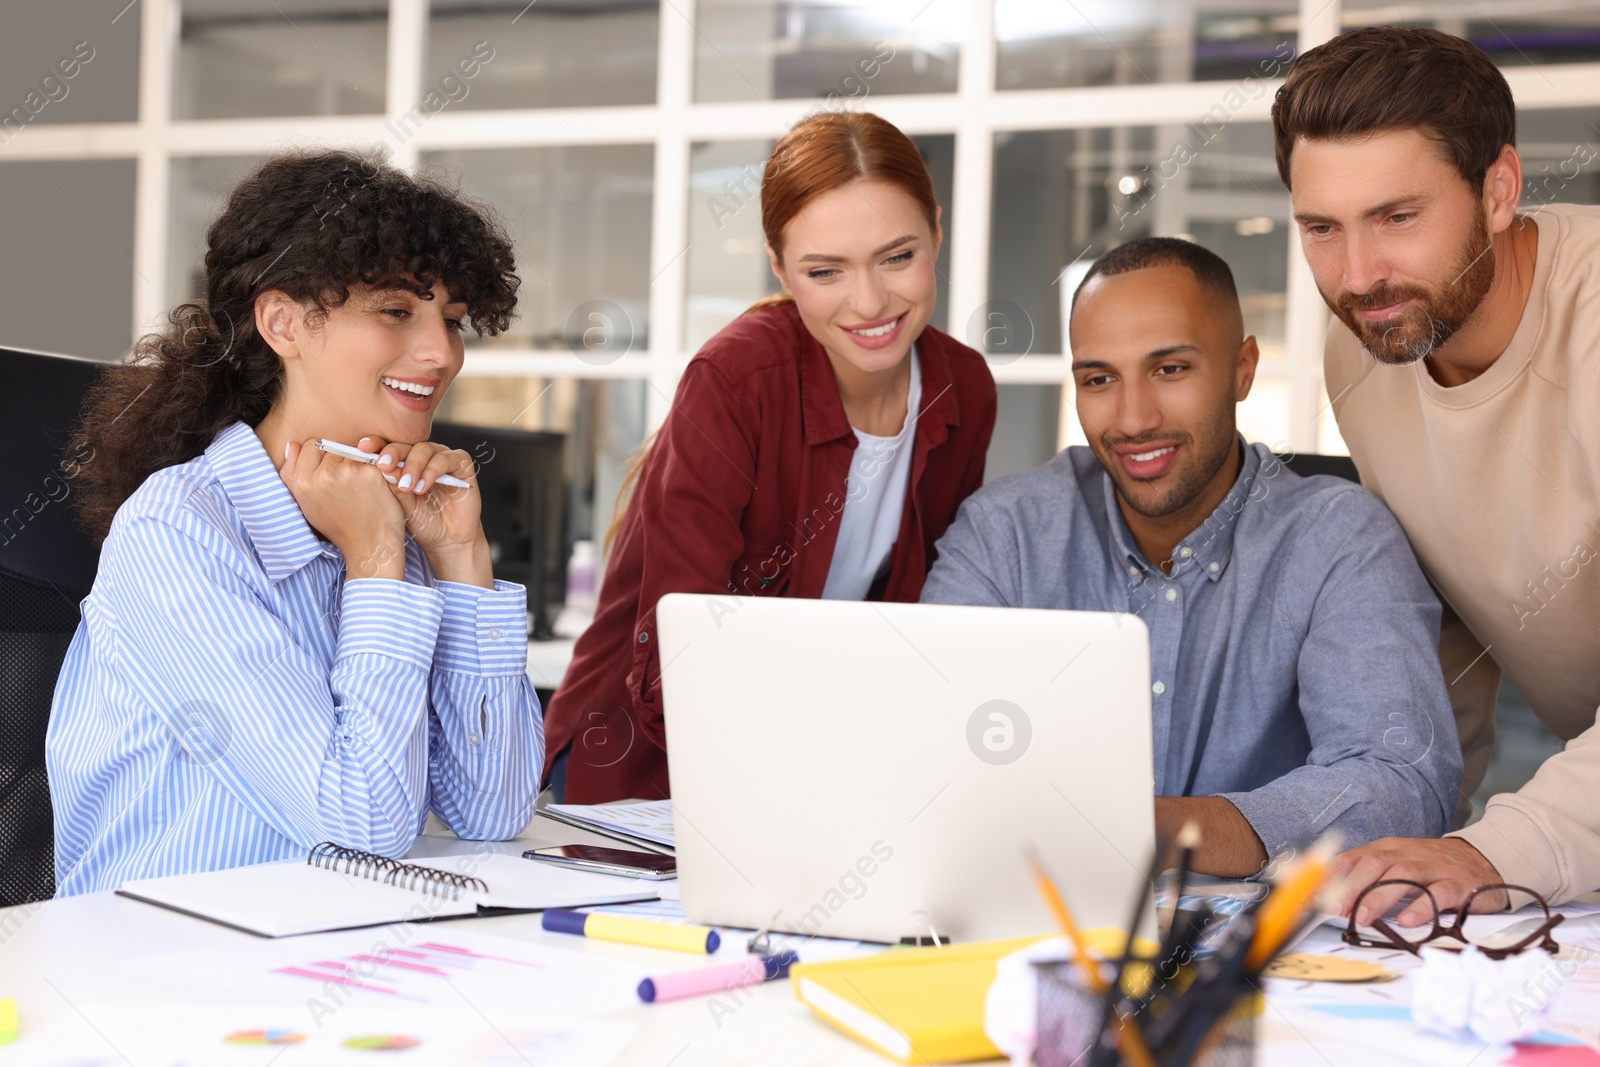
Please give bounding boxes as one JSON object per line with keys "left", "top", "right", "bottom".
{"left": 0, "top": 346, "right": 104, "bottom": 906}
{"left": 1275, "top": 451, "right": 1360, "bottom": 484}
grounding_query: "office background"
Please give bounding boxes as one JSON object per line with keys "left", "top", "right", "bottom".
{"left": 3, "top": 0, "right": 1597, "bottom": 808}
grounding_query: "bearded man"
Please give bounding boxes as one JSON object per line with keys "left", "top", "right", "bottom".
{"left": 1274, "top": 25, "right": 1600, "bottom": 923}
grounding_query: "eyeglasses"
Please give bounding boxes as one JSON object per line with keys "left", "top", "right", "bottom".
{"left": 1341, "top": 880, "right": 1563, "bottom": 960}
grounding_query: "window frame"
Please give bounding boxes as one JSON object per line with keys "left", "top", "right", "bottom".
{"left": 4, "top": 0, "right": 1598, "bottom": 452}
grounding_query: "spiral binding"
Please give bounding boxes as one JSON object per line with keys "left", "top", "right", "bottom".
{"left": 306, "top": 842, "right": 490, "bottom": 902}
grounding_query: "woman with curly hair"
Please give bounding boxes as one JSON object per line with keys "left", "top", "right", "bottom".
{"left": 544, "top": 111, "right": 997, "bottom": 803}
{"left": 47, "top": 149, "right": 540, "bottom": 896}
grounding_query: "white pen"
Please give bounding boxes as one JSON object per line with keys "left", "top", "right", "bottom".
{"left": 313, "top": 439, "right": 472, "bottom": 489}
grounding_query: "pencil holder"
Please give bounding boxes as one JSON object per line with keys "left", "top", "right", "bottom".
{"left": 1032, "top": 960, "right": 1256, "bottom": 1067}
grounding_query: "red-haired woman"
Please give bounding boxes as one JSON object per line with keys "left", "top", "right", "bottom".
{"left": 545, "top": 110, "right": 997, "bottom": 803}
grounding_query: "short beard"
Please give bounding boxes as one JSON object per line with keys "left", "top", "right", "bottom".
{"left": 1098, "top": 409, "right": 1237, "bottom": 521}
{"left": 1331, "top": 213, "right": 1496, "bottom": 366}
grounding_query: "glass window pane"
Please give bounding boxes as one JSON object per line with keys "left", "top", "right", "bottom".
{"left": 685, "top": 139, "right": 771, "bottom": 351}
{"left": 695, "top": 0, "right": 964, "bottom": 103}
{"left": 1236, "top": 376, "right": 1289, "bottom": 452}
{"left": 1520, "top": 108, "right": 1600, "bottom": 210}
{"left": 0, "top": 7, "right": 139, "bottom": 125}
{"left": 425, "top": 0, "right": 658, "bottom": 110}
{"left": 176, "top": 0, "right": 386, "bottom": 119}
{"left": 985, "top": 383, "right": 1063, "bottom": 482}
{"left": 1315, "top": 381, "right": 1349, "bottom": 456}
{"left": 0, "top": 160, "right": 135, "bottom": 360}
{"left": 423, "top": 146, "right": 655, "bottom": 354}
{"left": 174, "top": 149, "right": 654, "bottom": 355}
{"left": 684, "top": 132, "right": 953, "bottom": 350}
{"left": 1342, "top": 3, "right": 1600, "bottom": 68}
{"left": 995, "top": 0, "right": 1298, "bottom": 90}
{"left": 168, "top": 155, "right": 267, "bottom": 306}
{"left": 989, "top": 121, "right": 1288, "bottom": 363}
{"left": 437, "top": 376, "right": 648, "bottom": 549}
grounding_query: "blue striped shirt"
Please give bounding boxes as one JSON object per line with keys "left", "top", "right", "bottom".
{"left": 47, "top": 421, "right": 544, "bottom": 897}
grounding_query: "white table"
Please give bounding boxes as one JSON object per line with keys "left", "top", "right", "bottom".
{"left": 0, "top": 818, "right": 903, "bottom": 1066}
{"left": 0, "top": 821, "right": 1445, "bottom": 1067}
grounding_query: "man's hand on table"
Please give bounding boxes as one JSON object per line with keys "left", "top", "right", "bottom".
{"left": 1328, "top": 836, "right": 1508, "bottom": 927}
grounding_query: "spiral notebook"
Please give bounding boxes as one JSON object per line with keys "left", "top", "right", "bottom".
{"left": 117, "top": 843, "right": 661, "bottom": 937}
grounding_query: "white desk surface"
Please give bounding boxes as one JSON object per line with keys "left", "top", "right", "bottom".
{"left": 0, "top": 818, "right": 1451, "bottom": 1067}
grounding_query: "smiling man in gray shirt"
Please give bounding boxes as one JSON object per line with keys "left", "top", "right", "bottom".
{"left": 922, "top": 237, "right": 1460, "bottom": 876}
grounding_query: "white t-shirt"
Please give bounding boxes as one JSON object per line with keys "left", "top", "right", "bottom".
{"left": 821, "top": 349, "right": 921, "bottom": 600}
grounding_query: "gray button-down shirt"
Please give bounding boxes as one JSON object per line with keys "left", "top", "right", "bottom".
{"left": 921, "top": 440, "right": 1461, "bottom": 857}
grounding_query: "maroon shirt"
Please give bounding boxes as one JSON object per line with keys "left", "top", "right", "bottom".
{"left": 542, "top": 301, "right": 997, "bottom": 802}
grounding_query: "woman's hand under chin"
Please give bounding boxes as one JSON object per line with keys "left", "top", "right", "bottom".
{"left": 280, "top": 439, "right": 408, "bottom": 581}
{"left": 358, "top": 435, "right": 496, "bottom": 589}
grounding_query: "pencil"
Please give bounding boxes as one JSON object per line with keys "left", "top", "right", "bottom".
{"left": 1090, "top": 825, "right": 1183, "bottom": 1067}
{"left": 1025, "top": 850, "right": 1158, "bottom": 1067}
{"left": 1024, "top": 848, "right": 1104, "bottom": 994}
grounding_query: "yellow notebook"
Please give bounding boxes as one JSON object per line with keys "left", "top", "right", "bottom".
{"left": 790, "top": 937, "right": 1046, "bottom": 1063}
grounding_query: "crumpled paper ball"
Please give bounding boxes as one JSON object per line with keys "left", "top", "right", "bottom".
{"left": 1411, "top": 945, "right": 1554, "bottom": 1044}
{"left": 985, "top": 936, "right": 1073, "bottom": 1064}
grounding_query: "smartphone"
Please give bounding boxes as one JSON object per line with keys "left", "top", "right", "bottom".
{"left": 523, "top": 844, "right": 678, "bottom": 880}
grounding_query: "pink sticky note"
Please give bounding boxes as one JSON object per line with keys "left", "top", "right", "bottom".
{"left": 1503, "top": 1044, "right": 1600, "bottom": 1067}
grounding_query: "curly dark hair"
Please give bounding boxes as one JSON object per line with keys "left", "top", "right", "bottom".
{"left": 72, "top": 148, "right": 520, "bottom": 544}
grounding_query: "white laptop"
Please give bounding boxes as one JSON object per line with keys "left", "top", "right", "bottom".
{"left": 656, "top": 595, "right": 1156, "bottom": 944}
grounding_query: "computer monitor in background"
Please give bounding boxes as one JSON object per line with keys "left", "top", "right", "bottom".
{"left": 0, "top": 345, "right": 103, "bottom": 597}
{"left": 429, "top": 421, "right": 567, "bottom": 641}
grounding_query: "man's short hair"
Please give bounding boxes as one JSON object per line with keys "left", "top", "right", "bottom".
{"left": 1271, "top": 26, "right": 1515, "bottom": 191}
{"left": 1071, "top": 237, "right": 1239, "bottom": 318}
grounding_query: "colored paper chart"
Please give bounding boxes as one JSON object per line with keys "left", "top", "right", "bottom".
{"left": 343, "top": 1034, "right": 422, "bottom": 1051}
{"left": 225, "top": 1027, "right": 306, "bottom": 1045}
{"left": 18, "top": 1003, "right": 638, "bottom": 1065}
{"left": 134, "top": 926, "right": 650, "bottom": 1024}
{"left": 273, "top": 939, "right": 546, "bottom": 1004}
{"left": 585, "top": 897, "right": 693, "bottom": 921}
{"left": 1544, "top": 953, "right": 1600, "bottom": 1050}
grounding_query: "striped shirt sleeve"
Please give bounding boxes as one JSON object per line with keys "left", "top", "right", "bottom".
{"left": 425, "top": 579, "right": 544, "bottom": 839}
{"left": 104, "top": 512, "right": 447, "bottom": 858}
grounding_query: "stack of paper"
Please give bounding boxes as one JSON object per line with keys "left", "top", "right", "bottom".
{"left": 541, "top": 799, "right": 675, "bottom": 851}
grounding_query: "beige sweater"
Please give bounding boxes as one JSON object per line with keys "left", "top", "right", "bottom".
{"left": 1325, "top": 202, "right": 1600, "bottom": 906}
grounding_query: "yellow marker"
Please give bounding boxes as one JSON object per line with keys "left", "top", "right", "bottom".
{"left": 0, "top": 998, "right": 18, "bottom": 1046}
{"left": 542, "top": 908, "right": 721, "bottom": 954}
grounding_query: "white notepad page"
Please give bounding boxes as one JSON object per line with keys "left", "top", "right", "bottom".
{"left": 118, "top": 860, "right": 477, "bottom": 937}
{"left": 408, "top": 852, "right": 662, "bottom": 910}
{"left": 118, "top": 852, "right": 661, "bottom": 937}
